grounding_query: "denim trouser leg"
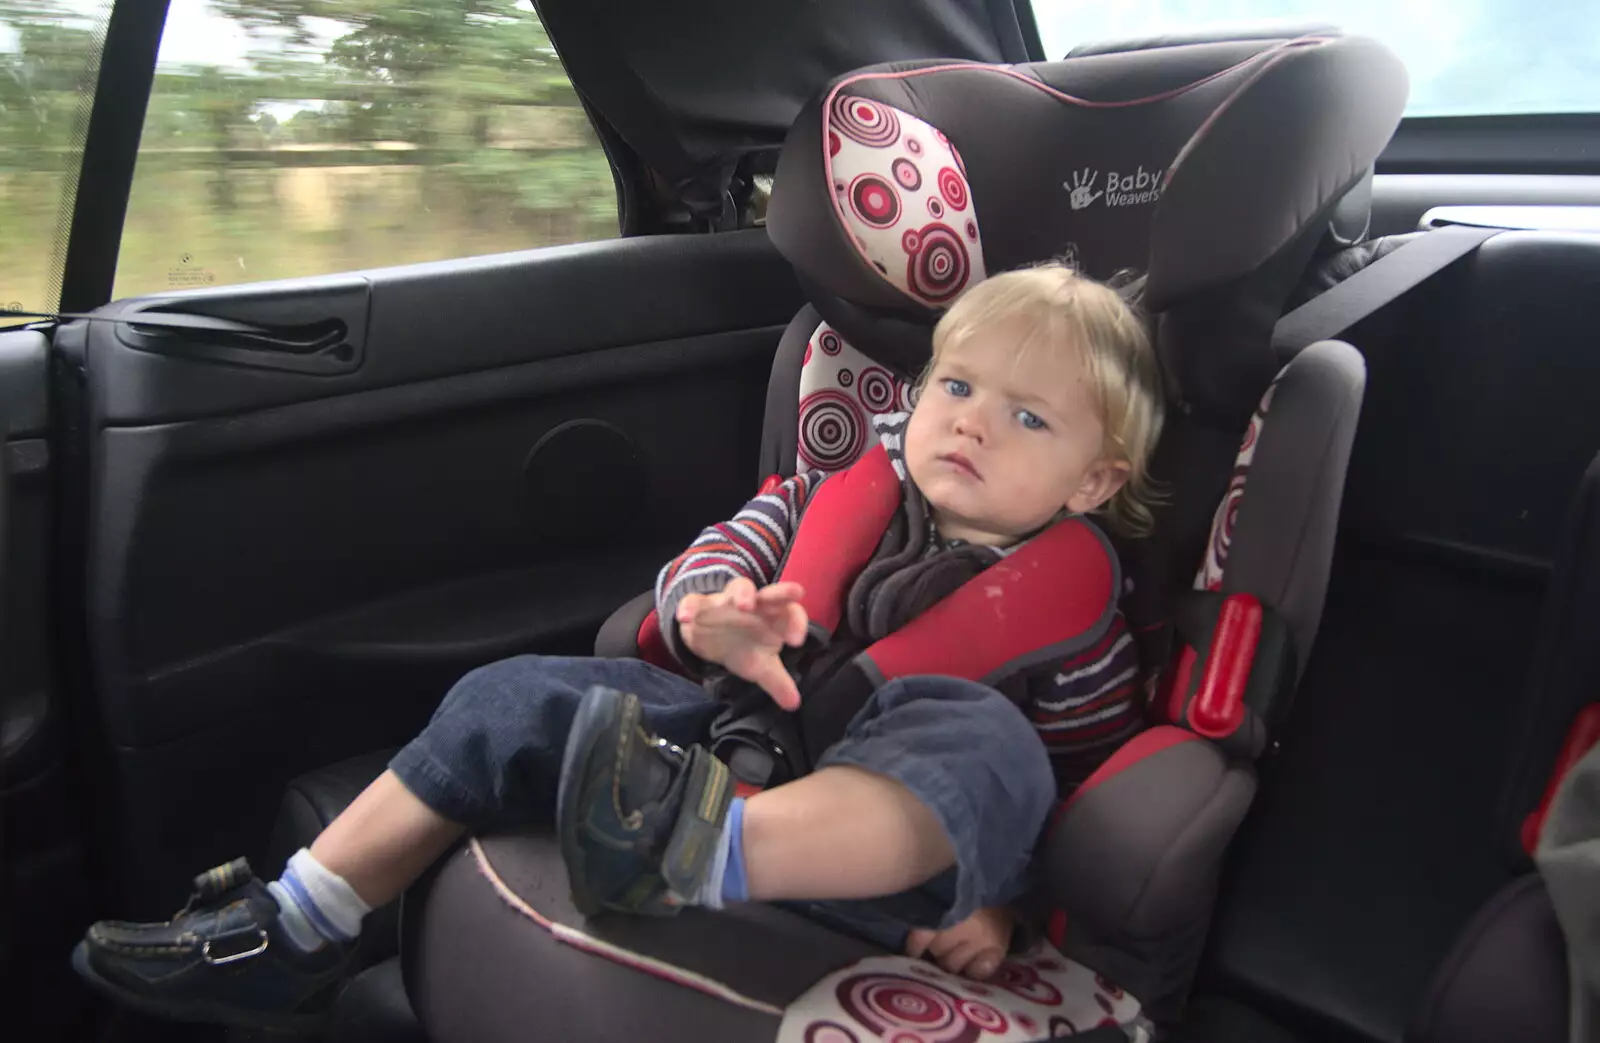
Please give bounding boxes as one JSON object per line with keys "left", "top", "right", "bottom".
{"left": 388, "top": 655, "right": 719, "bottom": 830}
{"left": 387, "top": 657, "right": 1054, "bottom": 952}
{"left": 808, "top": 674, "right": 1057, "bottom": 946}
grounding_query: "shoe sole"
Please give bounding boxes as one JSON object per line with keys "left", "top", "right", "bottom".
{"left": 72, "top": 941, "right": 330, "bottom": 1034}
{"left": 557, "top": 685, "right": 629, "bottom": 918}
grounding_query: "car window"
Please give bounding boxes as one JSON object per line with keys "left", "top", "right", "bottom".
{"left": 0, "top": 1, "right": 110, "bottom": 328}
{"left": 113, "top": 0, "right": 617, "bottom": 300}
{"left": 1030, "top": 0, "right": 1600, "bottom": 118}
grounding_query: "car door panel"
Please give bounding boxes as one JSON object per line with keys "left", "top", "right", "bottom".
{"left": 1, "top": 329, "right": 56, "bottom": 790}
{"left": 67, "top": 229, "right": 802, "bottom": 913}
{"left": 89, "top": 231, "right": 794, "bottom": 423}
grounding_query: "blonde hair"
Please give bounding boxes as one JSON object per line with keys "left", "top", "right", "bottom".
{"left": 927, "top": 262, "right": 1165, "bottom": 537}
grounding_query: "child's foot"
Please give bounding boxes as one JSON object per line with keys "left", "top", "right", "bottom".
{"left": 558, "top": 686, "right": 735, "bottom": 916}
{"left": 72, "top": 858, "right": 350, "bottom": 1031}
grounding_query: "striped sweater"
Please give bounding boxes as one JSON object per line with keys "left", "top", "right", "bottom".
{"left": 655, "top": 414, "right": 1145, "bottom": 789}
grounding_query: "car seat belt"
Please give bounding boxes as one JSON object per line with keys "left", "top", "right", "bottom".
{"left": 1272, "top": 223, "right": 1504, "bottom": 354}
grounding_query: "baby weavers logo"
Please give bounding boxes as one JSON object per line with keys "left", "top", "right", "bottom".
{"left": 1064, "top": 165, "right": 1166, "bottom": 209}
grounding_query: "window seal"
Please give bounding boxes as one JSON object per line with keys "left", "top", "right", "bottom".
{"left": 58, "top": 0, "right": 171, "bottom": 314}
{"left": 1379, "top": 113, "right": 1600, "bottom": 177}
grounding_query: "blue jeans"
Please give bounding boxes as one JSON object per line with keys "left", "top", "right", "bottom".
{"left": 389, "top": 655, "right": 1055, "bottom": 949}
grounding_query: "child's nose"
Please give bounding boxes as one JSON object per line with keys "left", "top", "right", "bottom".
{"left": 952, "top": 406, "right": 988, "bottom": 443}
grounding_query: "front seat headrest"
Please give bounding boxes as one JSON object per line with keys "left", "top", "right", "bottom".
{"left": 767, "top": 33, "right": 1407, "bottom": 417}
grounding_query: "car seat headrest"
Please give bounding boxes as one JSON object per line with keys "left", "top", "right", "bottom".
{"left": 767, "top": 33, "right": 1406, "bottom": 417}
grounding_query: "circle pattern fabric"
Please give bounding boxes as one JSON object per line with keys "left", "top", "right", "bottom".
{"left": 825, "top": 95, "right": 986, "bottom": 308}
{"left": 797, "top": 321, "right": 913, "bottom": 474}
{"left": 1196, "top": 380, "right": 1278, "bottom": 592}
{"left": 776, "top": 940, "right": 1145, "bottom": 1043}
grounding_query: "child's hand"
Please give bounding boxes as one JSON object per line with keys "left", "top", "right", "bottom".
{"left": 904, "top": 905, "right": 1015, "bottom": 981}
{"left": 677, "top": 578, "right": 809, "bottom": 710}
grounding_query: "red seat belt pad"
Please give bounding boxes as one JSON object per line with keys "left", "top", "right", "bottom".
{"left": 777, "top": 444, "right": 901, "bottom": 634}
{"left": 864, "top": 518, "right": 1119, "bottom": 684}
{"left": 1186, "top": 594, "right": 1262, "bottom": 739}
{"left": 635, "top": 610, "right": 686, "bottom": 676}
{"left": 1521, "top": 702, "right": 1600, "bottom": 855}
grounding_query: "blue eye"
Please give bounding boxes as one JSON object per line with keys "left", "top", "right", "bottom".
{"left": 942, "top": 378, "right": 971, "bottom": 397}
{"left": 1017, "top": 409, "right": 1048, "bottom": 431}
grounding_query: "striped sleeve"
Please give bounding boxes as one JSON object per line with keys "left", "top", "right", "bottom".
{"left": 654, "top": 470, "right": 828, "bottom": 670}
{"left": 1023, "top": 612, "right": 1146, "bottom": 789}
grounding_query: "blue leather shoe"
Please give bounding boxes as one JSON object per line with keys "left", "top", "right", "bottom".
{"left": 72, "top": 858, "right": 350, "bottom": 1031}
{"left": 557, "top": 685, "right": 735, "bottom": 917}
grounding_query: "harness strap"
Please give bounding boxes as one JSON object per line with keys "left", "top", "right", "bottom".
{"left": 778, "top": 443, "right": 901, "bottom": 634}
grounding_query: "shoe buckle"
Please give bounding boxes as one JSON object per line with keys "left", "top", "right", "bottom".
{"left": 202, "top": 928, "right": 269, "bottom": 965}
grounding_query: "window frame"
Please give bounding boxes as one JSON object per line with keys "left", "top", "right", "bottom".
{"left": 57, "top": 0, "right": 169, "bottom": 314}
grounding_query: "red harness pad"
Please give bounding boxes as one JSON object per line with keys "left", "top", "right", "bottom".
{"left": 780, "top": 444, "right": 903, "bottom": 635}
{"left": 863, "top": 517, "right": 1118, "bottom": 685}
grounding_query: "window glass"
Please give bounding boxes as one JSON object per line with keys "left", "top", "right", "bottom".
{"left": 1030, "top": 1, "right": 1600, "bottom": 118}
{"left": 0, "top": 1, "right": 108, "bottom": 327}
{"left": 115, "top": 0, "right": 617, "bottom": 300}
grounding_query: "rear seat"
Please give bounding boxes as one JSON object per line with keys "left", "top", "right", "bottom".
{"left": 1202, "top": 220, "right": 1600, "bottom": 1041}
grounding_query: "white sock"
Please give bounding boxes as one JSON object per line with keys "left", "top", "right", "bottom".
{"left": 268, "top": 848, "right": 371, "bottom": 953}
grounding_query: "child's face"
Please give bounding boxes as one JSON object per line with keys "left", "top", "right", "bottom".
{"left": 904, "top": 322, "right": 1129, "bottom": 546}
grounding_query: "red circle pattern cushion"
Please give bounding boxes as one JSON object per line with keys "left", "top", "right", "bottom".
{"left": 827, "top": 95, "right": 987, "bottom": 308}
{"left": 1195, "top": 378, "right": 1278, "bottom": 591}
{"left": 796, "top": 321, "right": 917, "bottom": 474}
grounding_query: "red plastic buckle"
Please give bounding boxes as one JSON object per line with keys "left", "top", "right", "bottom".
{"left": 757, "top": 473, "right": 784, "bottom": 495}
{"left": 1187, "top": 594, "right": 1262, "bottom": 739}
{"left": 1521, "top": 703, "right": 1600, "bottom": 856}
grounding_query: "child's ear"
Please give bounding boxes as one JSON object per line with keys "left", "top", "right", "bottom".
{"left": 1066, "top": 458, "right": 1131, "bottom": 515}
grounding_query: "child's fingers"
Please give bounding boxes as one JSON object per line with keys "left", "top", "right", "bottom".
{"left": 936, "top": 938, "right": 985, "bottom": 978}
{"left": 724, "top": 577, "right": 758, "bottom": 612}
{"left": 967, "top": 949, "right": 1003, "bottom": 982}
{"left": 675, "top": 593, "right": 707, "bottom": 623}
{"left": 745, "top": 655, "right": 802, "bottom": 711}
{"left": 755, "top": 581, "right": 806, "bottom": 606}
{"left": 904, "top": 928, "right": 937, "bottom": 960}
{"left": 752, "top": 601, "right": 809, "bottom": 647}
{"left": 782, "top": 602, "right": 808, "bottom": 646}
{"left": 690, "top": 600, "right": 767, "bottom": 635}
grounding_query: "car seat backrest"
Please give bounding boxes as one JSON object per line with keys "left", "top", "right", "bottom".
{"left": 766, "top": 32, "right": 1406, "bottom": 415}
{"left": 757, "top": 30, "right": 1406, "bottom": 665}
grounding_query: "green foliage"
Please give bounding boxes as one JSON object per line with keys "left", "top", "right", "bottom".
{"left": 1, "top": 0, "right": 617, "bottom": 313}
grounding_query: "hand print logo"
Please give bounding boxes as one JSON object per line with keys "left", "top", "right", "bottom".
{"left": 1065, "top": 168, "right": 1101, "bottom": 211}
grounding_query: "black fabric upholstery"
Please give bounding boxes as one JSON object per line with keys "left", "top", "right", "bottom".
{"left": 757, "top": 305, "right": 820, "bottom": 481}
{"left": 330, "top": 957, "right": 427, "bottom": 1043}
{"left": 1167, "top": 993, "right": 1310, "bottom": 1043}
{"left": 1405, "top": 875, "right": 1569, "bottom": 1043}
{"left": 1496, "top": 450, "right": 1600, "bottom": 864}
{"left": 537, "top": 0, "right": 1036, "bottom": 223}
{"left": 593, "top": 588, "right": 655, "bottom": 661}
{"left": 407, "top": 833, "right": 881, "bottom": 1043}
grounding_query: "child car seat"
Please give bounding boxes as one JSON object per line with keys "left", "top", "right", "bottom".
{"left": 401, "top": 30, "right": 1407, "bottom": 1043}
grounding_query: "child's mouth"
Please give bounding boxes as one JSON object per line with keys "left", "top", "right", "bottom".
{"left": 938, "top": 453, "right": 981, "bottom": 480}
